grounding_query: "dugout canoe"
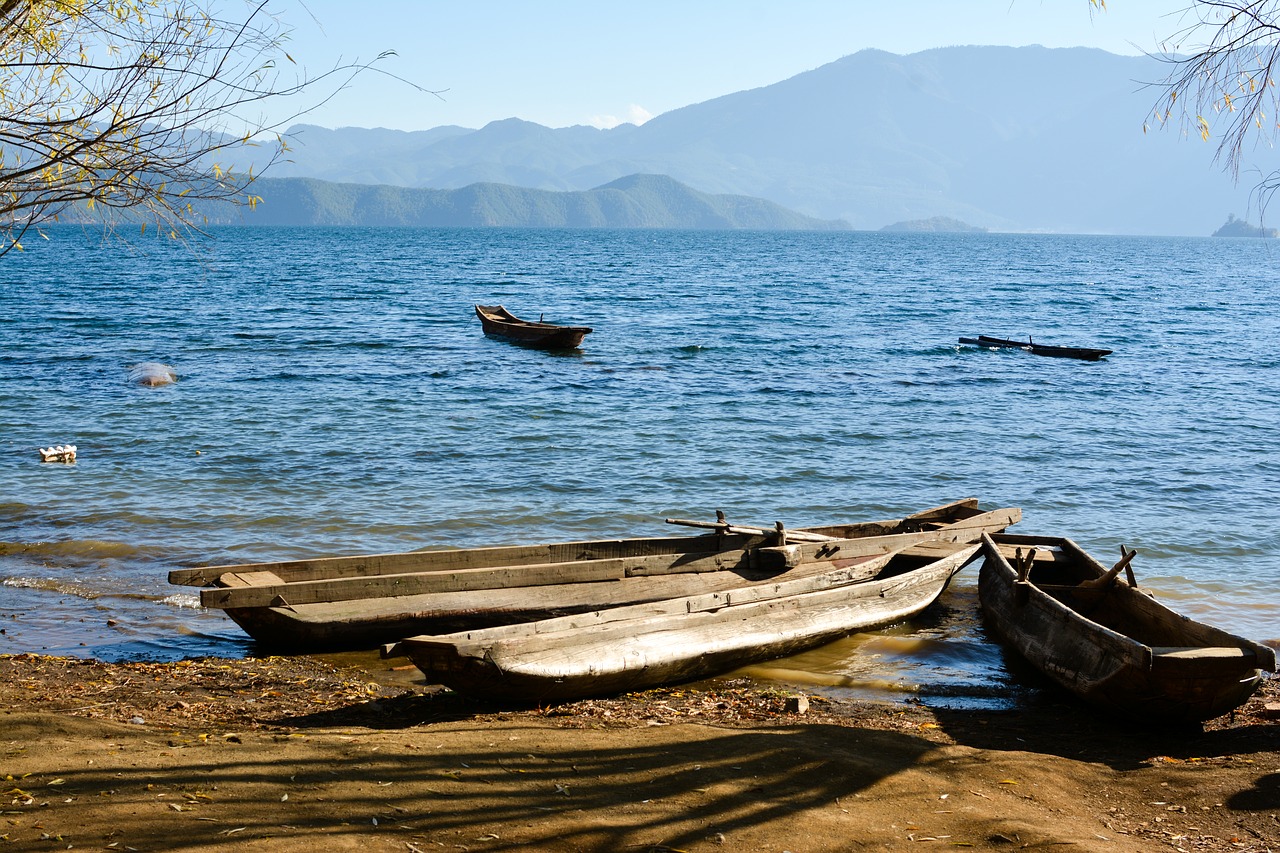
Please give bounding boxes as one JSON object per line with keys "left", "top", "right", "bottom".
{"left": 475, "top": 304, "right": 592, "bottom": 349}
{"left": 959, "top": 335, "right": 1112, "bottom": 361}
{"left": 978, "top": 532, "right": 1276, "bottom": 723}
{"left": 168, "top": 499, "right": 1020, "bottom": 652}
{"left": 385, "top": 538, "right": 983, "bottom": 702}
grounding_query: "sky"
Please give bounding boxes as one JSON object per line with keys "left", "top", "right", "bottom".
{"left": 272, "top": 1, "right": 1196, "bottom": 132}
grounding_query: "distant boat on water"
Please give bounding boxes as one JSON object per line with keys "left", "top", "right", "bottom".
{"left": 475, "top": 304, "right": 593, "bottom": 350}
{"left": 959, "top": 335, "right": 1112, "bottom": 361}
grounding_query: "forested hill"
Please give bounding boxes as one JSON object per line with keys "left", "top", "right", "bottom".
{"left": 205, "top": 174, "right": 850, "bottom": 230}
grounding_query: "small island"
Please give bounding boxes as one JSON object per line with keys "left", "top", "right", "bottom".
{"left": 1212, "top": 214, "right": 1277, "bottom": 238}
{"left": 880, "top": 215, "right": 987, "bottom": 233}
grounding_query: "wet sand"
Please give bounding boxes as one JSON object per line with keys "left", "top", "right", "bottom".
{"left": 2, "top": 654, "right": 1277, "bottom": 851}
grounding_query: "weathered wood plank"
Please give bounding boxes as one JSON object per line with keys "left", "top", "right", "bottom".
{"left": 217, "top": 571, "right": 286, "bottom": 588}
{"left": 169, "top": 534, "right": 731, "bottom": 586}
{"left": 994, "top": 542, "right": 1067, "bottom": 562}
{"left": 199, "top": 507, "right": 1019, "bottom": 609}
{"left": 200, "top": 518, "right": 1005, "bottom": 610}
{"left": 391, "top": 543, "right": 982, "bottom": 701}
{"left": 169, "top": 499, "right": 1005, "bottom": 588}
{"left": 978, "top": 531, "right": 1275, "bottom": 723}
{"left": 202, "top": 558, "right": 629, "bottom": 610}
{"left": 384, "top": 553, "right": 901, "bottom": 656}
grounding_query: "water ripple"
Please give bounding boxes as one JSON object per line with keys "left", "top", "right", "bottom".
{"left": 0, "top": 227, "right": 1275, "bottom": 692}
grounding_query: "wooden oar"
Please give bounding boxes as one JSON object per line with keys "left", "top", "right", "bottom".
{"left": 1079, "top": 548, "right": 1138, "bottom": 591}
{"left": 664, "top": 513, "right": 837, "bottom": 543}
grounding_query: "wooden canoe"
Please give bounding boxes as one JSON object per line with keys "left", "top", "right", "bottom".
{"left": 385, "top": 539, "right": 983, "bottom": 702}
{"left": 978, "top": 532, "right": 1276, "bottom": 723}
{"left": 168, "top": 499, "right": 1020, "bottom": 652}
{"left": 959, "top": 335, "right": 1112, "bottom": 361}
{"left": 475, "top": 304, "right": 592, "bottom": 349}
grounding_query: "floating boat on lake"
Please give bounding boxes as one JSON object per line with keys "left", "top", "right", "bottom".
{"left": 475, "top": 304, "right": 593, "bottom": 349}
{"left": 168, "top": 499, "right": 1019, "bottom": 652}
{"left": 386, "top": 537, "right": 984, "bottom": 702}
{"left": 959, "top": 335, "right": 1112, "bottom": 361}
{"left": 978, "top": 532, "right": 1275, "bottom": 723}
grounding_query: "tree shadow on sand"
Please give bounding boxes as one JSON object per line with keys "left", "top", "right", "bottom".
{"left": 4, "top": 712, "right": 943, "bottom": 852}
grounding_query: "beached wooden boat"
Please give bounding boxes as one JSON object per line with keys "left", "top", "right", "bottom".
{"left": 475, "top": 304, "right": 592, "bottom": 349}
{"left": 385, "top": 538, "right": 983, "bottom": 702}
{"left": 168, "top": 499, "right": 1019, "bottom": 652}
{"left": 959, "top": 335, "right": 1112, "bottom": 361}
{"left": 978, "top": 532, "right": 1276, "bottom": 723}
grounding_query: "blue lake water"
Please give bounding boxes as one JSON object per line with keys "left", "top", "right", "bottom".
{"left": 1, "top": 226, "right": 1277, "bottom": 705}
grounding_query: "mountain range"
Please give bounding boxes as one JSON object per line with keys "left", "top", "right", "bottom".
{"left": 219, "top": 45, "right": 1261, "bottom": 236}
{"left": 205, "top": 174, "right": 847, "bottom": 230}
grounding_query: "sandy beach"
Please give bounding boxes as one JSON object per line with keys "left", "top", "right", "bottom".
{"left": 1, "top": 653, "right": 1276, "bottom": 852}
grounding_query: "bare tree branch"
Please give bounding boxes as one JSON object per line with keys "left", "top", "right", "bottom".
{"left": 1147, "top": 1, "right": 1280, "bottom": 212}
{"left": 0, "top": 0, "right": 425, "bottom": 255}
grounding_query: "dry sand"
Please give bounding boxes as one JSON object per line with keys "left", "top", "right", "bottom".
{"left": 1, "top": 653, "right": 1276, "bottom": 852}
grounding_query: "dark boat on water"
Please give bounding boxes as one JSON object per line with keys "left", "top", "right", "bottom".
{"left": 959, "top": 334, "right": 1112, "bottom": 361}
{"left": 978, "top": 532, "right": 1275, "bottom": 723}
{"left": 475, "top": 304, "right": 592, "bottom": 350}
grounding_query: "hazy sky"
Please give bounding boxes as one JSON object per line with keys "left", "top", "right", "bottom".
{"left": 277, "top": 1, "right": 1195, "bottom": 132}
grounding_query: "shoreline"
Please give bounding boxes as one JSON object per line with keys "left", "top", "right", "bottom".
{"left": 2, "top": 653, "right": 1276, "bottom": 852}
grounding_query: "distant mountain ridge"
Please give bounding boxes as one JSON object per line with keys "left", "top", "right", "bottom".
{"left": 217, "top": 46, "right": 1255, "bottom": 235}
{"left": 881, "top": 216, "right": 986, "bottom": 233}
{"left": 206, "top": 173, "right": 849, "bottom": 230}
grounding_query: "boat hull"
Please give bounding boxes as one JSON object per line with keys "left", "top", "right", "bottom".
{"left": 960, "top": 335, "right": 1111, "bottom": 361}
{"left": 475, "top": 304, "right": 592, "bottom": 349}
{"left": 978, "top": 533, "right": 1275, "bottom": 723}
{"left": 395, "top": 543, "right": 982, "bottom": 702}
{"left": 171, "top": 501, "right": 1019, "bottom": 652}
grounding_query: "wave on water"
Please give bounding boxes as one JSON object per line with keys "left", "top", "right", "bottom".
{"left": 2, "top": 576, "right": 201, "bottom": 607}
{"left": 5, "top": 227, "right": 1279, "bottom": 670}
{"left": 160, "top": 592, "right": 203, "bottom": 610}
{"left": 3, "top": 575, "right": 106, "bottom": 599}
{"left": 0, "top": 538, "right": 146, "bottom": 560}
